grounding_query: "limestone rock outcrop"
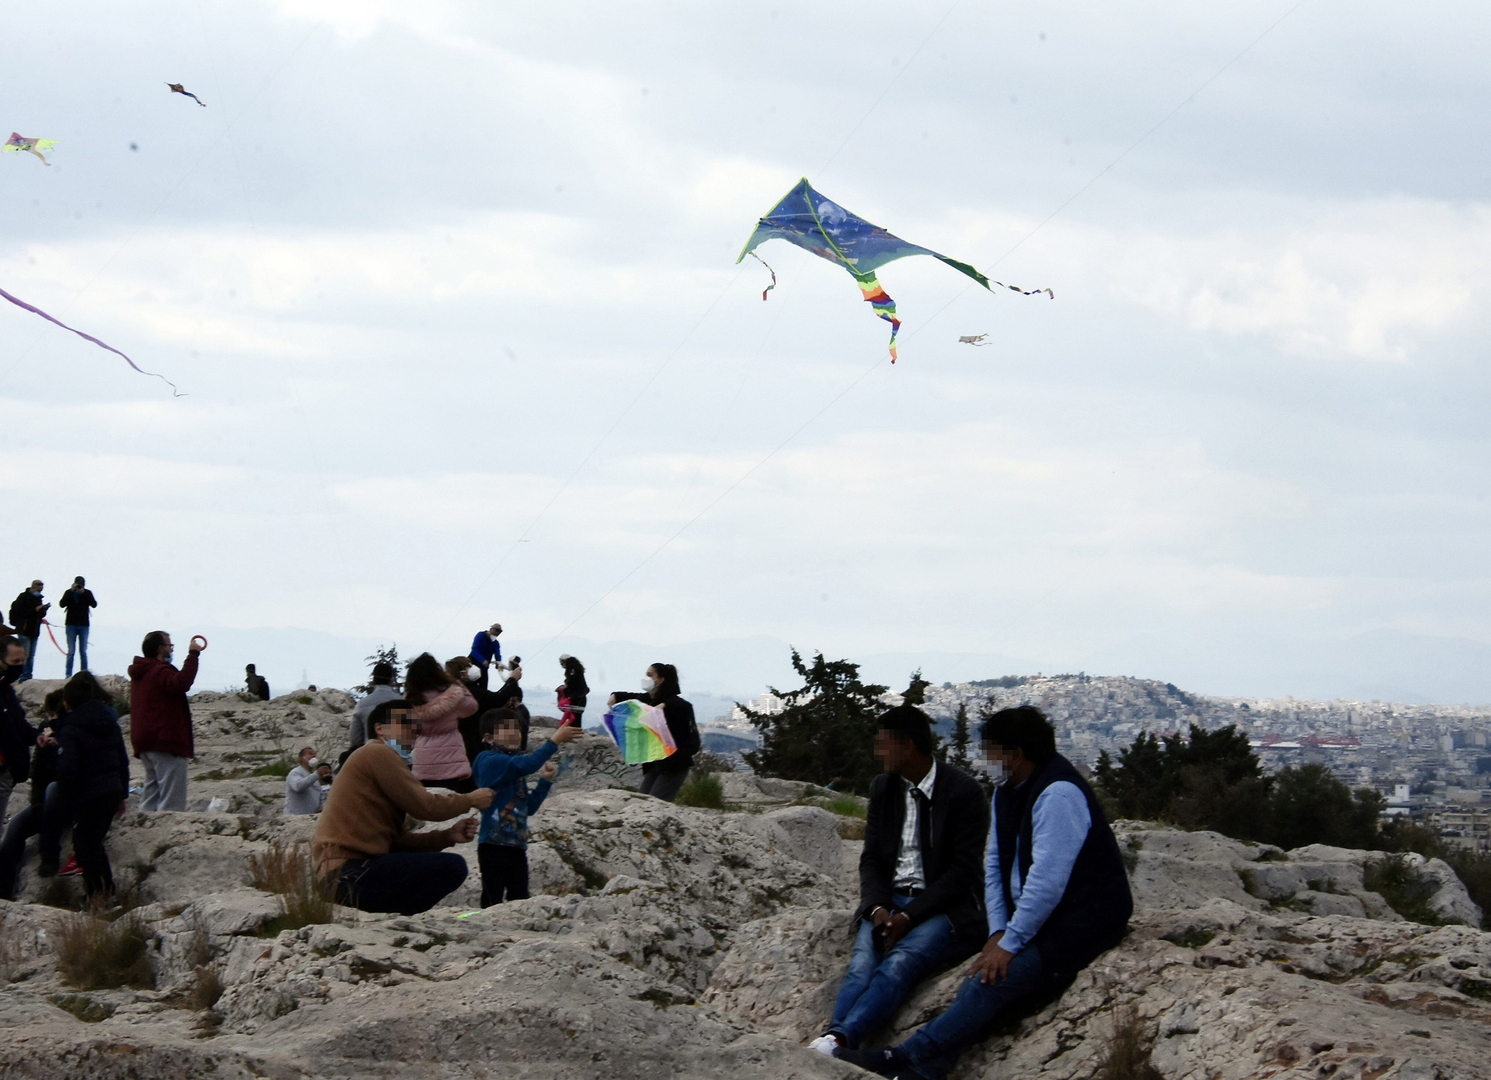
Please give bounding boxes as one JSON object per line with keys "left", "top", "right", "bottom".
{"left": 1, "top": 684, "right": 1488, "bottom": 1078}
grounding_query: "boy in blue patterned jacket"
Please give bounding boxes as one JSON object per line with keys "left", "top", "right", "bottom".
{"left": 472, "top": 708, "right": 581, "bottom": 906}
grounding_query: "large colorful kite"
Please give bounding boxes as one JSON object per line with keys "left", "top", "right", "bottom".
{"left": 737, "top": 178, "right": 1052, "bottom": 361}
{"left": 601, "top": 699, "right": 677, "bottom": 764}
{"left": 5, "top": 133, "right": 57, "bottom": 166}
{"left": 0, "top": 286, "right": 183, "bottom": 395}
{"left": 166, "top": 83, "right": 207, "bottom": 107}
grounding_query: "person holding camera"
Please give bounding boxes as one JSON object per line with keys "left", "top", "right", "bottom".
{"left": 285, "top": 746, "right": 332, "bottom": 815}
{"left": 128, "top": 631, "right": 206, "bottom": 812}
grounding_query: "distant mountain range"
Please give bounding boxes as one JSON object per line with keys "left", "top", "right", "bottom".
{"left": 46, "top": 624, "right": 1491, "bottom": 709}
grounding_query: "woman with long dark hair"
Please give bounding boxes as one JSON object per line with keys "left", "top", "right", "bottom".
{"left": 556, "top": 654, "right": 589, "bottom": 728}
{"left": 404, "top": 652, "right": 477, "bottom": 793}
{"left": 611, "top": 662, "right": 699, "bottom": 802}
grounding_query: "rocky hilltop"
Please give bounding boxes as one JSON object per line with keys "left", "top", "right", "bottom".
{"left": 1, "top": 684, "right": 1489, "bottom": 1079}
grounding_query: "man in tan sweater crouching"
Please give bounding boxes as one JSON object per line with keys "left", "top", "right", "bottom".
{"left": 314, "top": 699, "right": 493, "bottom": 915}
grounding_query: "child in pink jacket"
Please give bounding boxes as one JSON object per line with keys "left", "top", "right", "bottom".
{"left": 404, "top": 652, "right": 477, "bottom": 793}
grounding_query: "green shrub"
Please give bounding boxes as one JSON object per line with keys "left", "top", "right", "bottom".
{"left": 822, "top": 794, "right": 867, "bottom": 819}
{"left": 675, "top": 773, "right": 725, "bottom": 809}
{"left": 1364, "top": 855, "right": 1441, "bottom": 925}
{"left": 250, "top": 760, "right": 292, "bottom": 778}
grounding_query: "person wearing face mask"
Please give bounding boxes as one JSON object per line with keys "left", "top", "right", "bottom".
{"left": 468, "top": 623, "right": 503, "bottom": 692}
{"left": 0, "top": 636, "right": 38, "bottom": 826}
{"left": 445, "top": 655, "right": 496, "bottom": 764}
{"left": 128, "top": 630, "right": 205, "bottom": 812}
{"left": 609, "top": 663, "right": 699, "bottom": 803}
{"left": 8, "top": 581, "right": 49, "bottom": 683}
{"left": 837, "top": 706, "right": 1132, "bottom": 1080}
{"left": 313, "top": 699, "right": 494, "bottom": 915}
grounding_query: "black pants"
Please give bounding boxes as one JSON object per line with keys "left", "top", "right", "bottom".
{"left": 640, "top": 766, "right": 689, "bottom": 803}
{"left": 71, "top": 796, "right": 118, "bottom": 898}
{"left": 478, "top": 844, "right": 529, "bottom": 906}
{"left": 336, "top": 852, "right": 468, "bottom": 915}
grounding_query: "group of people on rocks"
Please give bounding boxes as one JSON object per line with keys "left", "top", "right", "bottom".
{"left": 0, "top": 609, "right": 1128, "bottom": 1079}
{"left": 4, "top": 576, "right": 97, "bottom": 682}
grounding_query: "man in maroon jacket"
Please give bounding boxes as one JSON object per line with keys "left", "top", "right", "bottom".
{"left": 129, "top": 630, "right": 205, "bottom": 811}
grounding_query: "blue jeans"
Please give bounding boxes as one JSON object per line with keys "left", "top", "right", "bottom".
{"left": 336, "top": 851, "right": 469, "bottom": 915}
{"left": 899, "top": 943, "right": 1062, "bottom": 1079}
{"left": 20, "top": 635, "right": 38, "bottom": 681}
{"left": 65, "top": 625, "right": 89, "bottom": 676}
{"left": 0, "top": 782, "right": 66, "bottom": 900}
{"left": 830, "top": 894, "right": 963, "bottom": 1048}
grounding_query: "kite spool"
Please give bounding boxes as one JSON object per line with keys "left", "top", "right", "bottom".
{"left": 190, "top": 634, "right": 209, "bottom": 651}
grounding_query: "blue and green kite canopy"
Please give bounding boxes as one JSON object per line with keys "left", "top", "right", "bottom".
{"left": 736, "top": 178, "right": 1051, "bottom": 361}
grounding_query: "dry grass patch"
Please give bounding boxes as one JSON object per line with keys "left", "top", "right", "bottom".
{"left": 1095, "top": 1005, "right": 1162, "bottom": 1080}
{"left": 247, "top": 841, "right": 336, "bottom": 933}
{"left": 55, "top": 910, "right": 154, "bottom": 990}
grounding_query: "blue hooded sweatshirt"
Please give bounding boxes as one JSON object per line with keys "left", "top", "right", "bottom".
{"left": 473, "top": 739, "right": 557, "bottom": 848}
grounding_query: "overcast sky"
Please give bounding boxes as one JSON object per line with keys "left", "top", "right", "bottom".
{"left": 4, "top": 0, "right": 1490, "bottom": 703}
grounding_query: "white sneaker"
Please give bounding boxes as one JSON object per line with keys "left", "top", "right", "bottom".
{"left": 807, "top": 1034, "right": 841, "bottom": 1057}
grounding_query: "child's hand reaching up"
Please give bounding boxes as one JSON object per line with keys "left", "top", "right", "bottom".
{"left": 539, "top": 760, "right": 559, "bottom": 781}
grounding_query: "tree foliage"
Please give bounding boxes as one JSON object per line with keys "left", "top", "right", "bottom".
{"left": 352, "top": 644, "right": 401, "bottom": 695}
{"left": 742, "top": 650, "right": 888, "bottom": 794}
{"left": 948, "top": 701, "right": 972, "bottom": 770}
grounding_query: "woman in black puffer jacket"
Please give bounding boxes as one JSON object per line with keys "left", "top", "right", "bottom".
{"left": 55, "top": 673, "right": 130, "bottom": 899}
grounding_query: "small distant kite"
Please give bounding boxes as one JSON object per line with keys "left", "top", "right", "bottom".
{"left": 4, "top": 133, "right": 57, "bottom": 166}
{"left": 737, "top": 178, "right": 1052, "bottom": 362}
{"left": 0, "top": 286, "right": 183, "bottom": 396}
{"left": 958, "top": 334, "right": 991, "bottom": 346}
{"left": 166, "top": 83, "right": 206, "bottom": 106}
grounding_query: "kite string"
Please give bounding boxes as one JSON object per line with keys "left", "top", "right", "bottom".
{"left": 918, "top": 0, "right": 1312, "bottom": 336}
{"left": 427, "top": 264, "right": 749, "bottom": 645}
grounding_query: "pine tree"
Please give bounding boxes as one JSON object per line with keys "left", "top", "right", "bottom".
{"left": 742, "top": 650, "right": 888, "bottom": 794}
{"left": 948, "top": 701, "right": 972, "bottom": 769}
{"left": 353, "top": 644, "right": 401, "bottom": 694}
{"left": 902, "top": 668, "right": 930, "bottom": 707}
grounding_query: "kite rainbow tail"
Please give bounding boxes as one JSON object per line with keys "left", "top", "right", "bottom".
{"left": 856, "top": 272, "right": 901, "bottom": 362}
{"left": 749, "top": 252, "right": 776, "bottom": 301}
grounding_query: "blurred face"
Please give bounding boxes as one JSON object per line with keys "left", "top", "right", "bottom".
{"left": 873, "top": 729, "right": 916, "bottom": 775}
{"left": 377, "top": 708, "right": 416, "bottom": 749}
{"left": 495, "top": 723, "right": 522, "bottom": 751}
{"left": 982, "top": 742, "right": 1026, "bottom": 782}
{"left": 4, "top": 644, "right": 25, "bottom": 669}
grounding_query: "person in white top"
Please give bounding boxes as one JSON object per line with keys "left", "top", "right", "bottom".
{"left": 285, "top": 746, "right": 331, "bottom": 815}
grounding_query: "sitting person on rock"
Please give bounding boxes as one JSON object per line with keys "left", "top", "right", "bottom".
{"left": 473, "top": 708, "right": 582, "bottom": 906}
{"left": 809, "top": 705, "right": 991, "bottom": 1060}
{"left": 312, "top": 699, "right": 494, "bottom": 916}
{"left": 0, "top": 689, "right": 67, "bottom": 899}
{"left": 838, "top": 706, "right": 1133, "bottom": 1080}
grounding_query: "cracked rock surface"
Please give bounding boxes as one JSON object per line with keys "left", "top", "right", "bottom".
{"left": 0, "top": 684, "right": 1488, "bottom": 1078}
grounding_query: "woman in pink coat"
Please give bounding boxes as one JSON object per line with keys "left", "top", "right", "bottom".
{"left": 405, "top": 652, "right": 477, "bottom": 793}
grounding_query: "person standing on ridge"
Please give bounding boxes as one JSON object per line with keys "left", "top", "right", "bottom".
{"left": 54, "top": 672, "right": 130, "bottom": 901}
{"left": 129, "top": 631, "right": 205, "bottom": 811}
{"left": 609, "top": 663, "right": 699, "bottom": 802}
{"left": 556, "top": 654, "right": 589, "bottom": 728}
{"left": 468, "top": 623, "right": 503, "bottom": 691}
{"left": 345, "top": 660, "right": 400, "bottom": 766}
{"left": 404, "top": 652, "right": 477, "bottom": 793}
{"left": 244, "top": 664, "right": 271, "bottom": 701}
{"left": 58, "top": 577, "right": 96, "bottom": 677}
{"left": 8, "top": 581, "right": 49, "bottom": 682}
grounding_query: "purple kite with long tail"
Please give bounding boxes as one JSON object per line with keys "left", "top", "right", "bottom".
{"left": 166, "top": 82, "right": 206, "bottom": 106}
{"left": 0, "top": 286, "right": 183, "bottom": 395}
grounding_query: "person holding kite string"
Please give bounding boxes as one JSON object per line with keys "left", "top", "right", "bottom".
{"left": 608, "top": 663, "right": 699, "bottom": 802}
{"left": 472, "top": 708, "right": 582, "bottom": 905}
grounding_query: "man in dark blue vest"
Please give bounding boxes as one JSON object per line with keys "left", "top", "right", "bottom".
{"left": 841, "top": 705, "right": 1132, "bottom": 1080}
{"left": 808, "top": 705, "right": 990, "bottom": 1060}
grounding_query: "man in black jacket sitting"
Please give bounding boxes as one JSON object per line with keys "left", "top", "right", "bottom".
{"left": 841, "top": 705, "right": 1133, "bottom": 1080}
{"left": 808, "top": 705, "right": 990, "bottom": 1059}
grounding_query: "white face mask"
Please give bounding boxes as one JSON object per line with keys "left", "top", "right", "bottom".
{"left": 642, "top": 676, "right": 655, "bottom": 692}
{"left": 466, "top": 665, "right": 481, "bottom": 682}
{"left": 974, "top": 758, "right": 1008, "bottom": 785}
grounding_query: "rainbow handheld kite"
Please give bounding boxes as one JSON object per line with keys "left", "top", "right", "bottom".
{"left": 601, "top": 699, "right": 677, "bottom": 764}
{"left": 737, "top": 178, "right": 1052, "bottom": 362}
{"left": 5, "top": 133, "right": 57, "bottom": 166}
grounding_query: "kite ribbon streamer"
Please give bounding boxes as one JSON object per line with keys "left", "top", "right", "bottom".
{"left": 0, "top": 286, "right": 183, "bottom": 396}
{"left": 41, "top": 620, "right": 67, "bottom": 657}
{"left": 749, "top": 252, "right": 777, "bottom": 301}
{"left": 855, "top": 272, "right": 901, "bottom": 362}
